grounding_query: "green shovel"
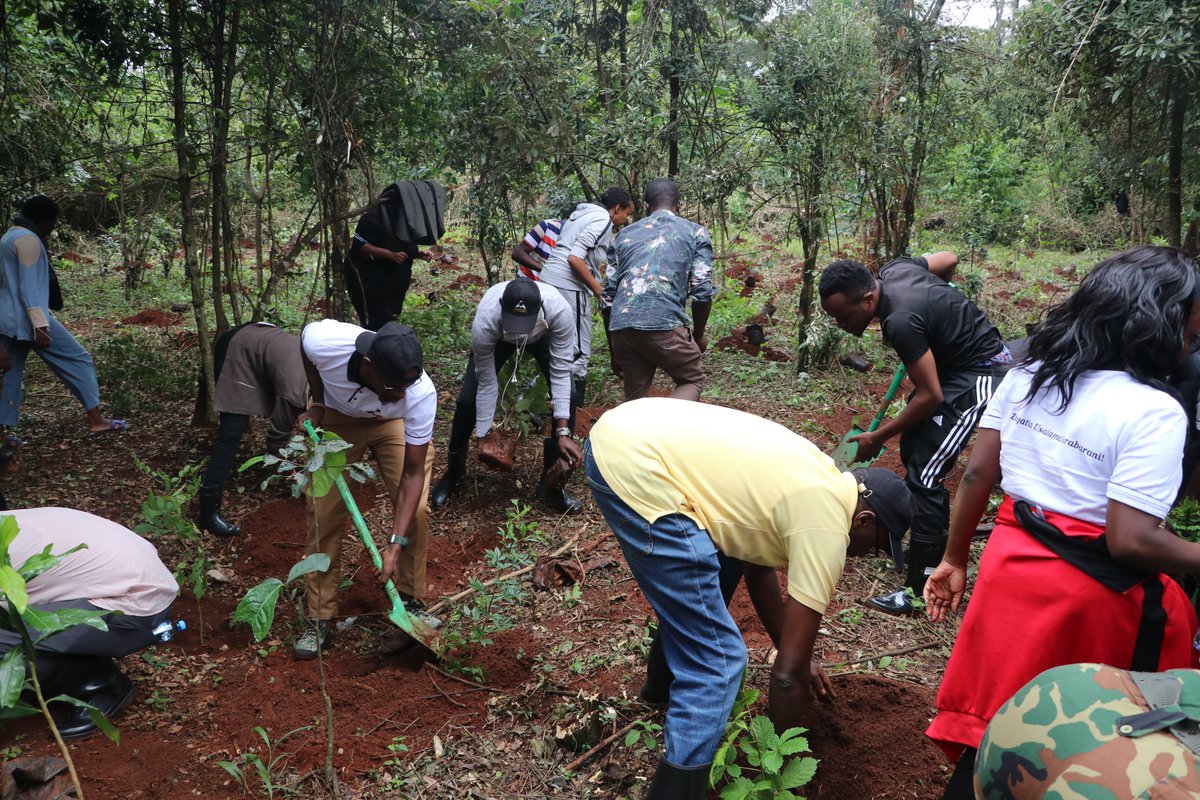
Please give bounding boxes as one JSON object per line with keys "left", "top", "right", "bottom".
{"left": 831, "top": 365, "right": 907, "bottom": 470}
{"left": 303, "top": 420, "right": 438, "bottom": 651}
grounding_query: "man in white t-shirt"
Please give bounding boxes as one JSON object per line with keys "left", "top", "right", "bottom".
{"left": 293, "top": 320, "right": 438, "bottom": 659}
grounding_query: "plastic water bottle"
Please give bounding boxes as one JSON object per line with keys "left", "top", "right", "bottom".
{"left": 152, "top": 619, "right": 187, "bottom": 642}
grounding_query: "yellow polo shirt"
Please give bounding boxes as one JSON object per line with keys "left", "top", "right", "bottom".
{"left": 590, "top": 398, "right": 858, "bottom": 614}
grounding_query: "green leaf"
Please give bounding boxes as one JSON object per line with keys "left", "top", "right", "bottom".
{"left": 50, "top": 694, "right": 119, "bottom": 743}
{"left": 0, "top": 697, "right": 39, "bottom": 719}
{"left": 0, "top": 647, "right": 27, "bottom": 708}
{"left": 762, "top": 751, "right": 783, "bottom": 773}
{"left": 779, "top": 756, "right": 819, "bottom": 789}
{"left": 624, "top": 729, "right": 640, "bottom": 747}
{"left": 718, "top": 776, "right": 756, "bottom": 800}
{"left": 217, "top": 760, "right": 243, "bottom": 780}
{"left": 0, "top": 515, "right": 20, "bottom": 552}
{"left": 24, "top": 607, "right": 110, "bottom": 639}
{"left": 239, "top": 456, "right": 265, "bottom": 472}
{"left": 17, "top": 543, "right": 85, "bottom": 581}
{"left": 0, "top": 565, "right": 29, "bottom": 613}
{"left": 231, "top": 578, "right": 284, "bottom": 641}
{"left": 750, "top": 715, "right": 780, "bottom": 751}
{"left": 778, "top": 735, "right": 811, "bottom": 756}
{"left": 286, "top": 553, "right": 331, "bottom": 583}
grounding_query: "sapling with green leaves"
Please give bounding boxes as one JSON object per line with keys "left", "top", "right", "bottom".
{"left": 710, "top": 687, "right": 819, "bottom": 800}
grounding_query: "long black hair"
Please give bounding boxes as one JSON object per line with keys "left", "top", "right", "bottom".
{"left": 1023, "top": 246, "right": 1199, "bottom": 411}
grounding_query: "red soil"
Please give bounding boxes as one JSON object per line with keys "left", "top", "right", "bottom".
{"left": 120, "top": 309, "right": 183, "bottom": 327}
{"left": 448, "top": 274, "right": 487, "bottom": 290}
{"left": 714, "top": 327, "right": 790, "bottom": 362}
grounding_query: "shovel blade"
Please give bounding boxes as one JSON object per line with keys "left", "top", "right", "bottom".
{"left": 832, "top": 424, "right": 866, "bottom": 470}
{"left": 384, "top": 609, "right": 440, "bottom": 657}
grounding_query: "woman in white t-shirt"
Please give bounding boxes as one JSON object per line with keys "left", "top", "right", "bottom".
{"left": 922, "top": 246, "right": 1200, "bottom": 800}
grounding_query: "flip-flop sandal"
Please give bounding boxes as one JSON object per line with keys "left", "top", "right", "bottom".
{"left": 90, "top": 419, "right": 129, "bottom": 436}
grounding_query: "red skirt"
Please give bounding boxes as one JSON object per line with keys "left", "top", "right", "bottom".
{"left": 926, "top": 496, "right": 1199, "bottom": 761}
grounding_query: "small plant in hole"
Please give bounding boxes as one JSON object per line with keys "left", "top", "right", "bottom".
{"left": 711, "top": 687, "right": 819, "bottom": 800}
{"left": 218, "top": 724, "right": 313, "bottom": 799}
{"left": 133, "top": 456, "right": 212, "bottom": 601}
{"left": 623, "top": 719, "right": 663, "bottom": 753}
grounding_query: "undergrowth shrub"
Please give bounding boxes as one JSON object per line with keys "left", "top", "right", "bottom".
{"left": 93, "top": 330, "right": 193, "bottom": 414}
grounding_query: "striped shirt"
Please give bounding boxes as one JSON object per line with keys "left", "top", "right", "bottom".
{"left": 516, "top": 219, "right": 561, "bottom": 281}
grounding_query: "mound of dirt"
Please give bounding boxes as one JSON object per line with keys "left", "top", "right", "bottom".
{"left": 805, "top": 674, "right": 946, "bottom": 799}
{"left": 714, "top": 327, "right": 790, "bottom": 362}
{"left": 449, "top": 274, "right": 487, "bottom": 290}
{"left": 120, "top": 309, "right": 183, "bottom": 327}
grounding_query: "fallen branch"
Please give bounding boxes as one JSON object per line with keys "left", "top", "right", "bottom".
{"left": 426, "top": 528, "right": 584, "bottom": 616}
{"left": 823, "top": 639, "right": 941, "bottom": 669}
{"left": 424, "top": 662, "right": 496, "bottom": 691}
{"left": 562, "top": 719, "right": 643, "bottom": 774}
{"left": 428, "top": 677, "right": 467, "bottom": 708}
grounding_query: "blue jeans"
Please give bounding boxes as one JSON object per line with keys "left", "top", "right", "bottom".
{"left": 584, "top": 441, "right": 745, "bottom": 767}
{"left": 0, "top": 315, "right": 102, "bottom": 427}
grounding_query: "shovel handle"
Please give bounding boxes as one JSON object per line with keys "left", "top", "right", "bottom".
{"left": 302, "top": 421, "right": 413, "bottom": 624}
{"left": 865, "top": 365, "right": 907, "bottom": 433}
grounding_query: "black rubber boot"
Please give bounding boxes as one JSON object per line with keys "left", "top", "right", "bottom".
{"left": 865, "top": 538, "right": 946, "bottom": 616}
{"left": 644, "top": 759, "right": 711, "bottom": 800}
{"left": 50, "top": 659, "right": 135, "bottom": 740}
{"left": 538, "top": 437, "right": 582, "bottom": 515}
{"left": 198, "top": 485, "right": 241, "bottom": 537}
{"left": 430, "top": 447, "right": 468, "bottom": 510}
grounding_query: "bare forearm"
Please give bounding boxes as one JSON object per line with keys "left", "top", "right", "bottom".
{"left": 745, "top": 564, "right": 783, "bottom": 647}
{"left": 768, "top": 667, "right": 811, "bottom": 732}
{"left": 873, "top": 390, "right": 941, "bottom": 443}
{"left": 692, "top": 301, "right": 711, "bottom": 341}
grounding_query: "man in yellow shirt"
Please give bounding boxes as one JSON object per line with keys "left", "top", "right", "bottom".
{"left": 584, "top": 398, "right": 913, "bottom": 798}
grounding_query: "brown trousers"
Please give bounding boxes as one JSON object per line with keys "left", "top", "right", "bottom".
{"left": 610, "top": 326, "right": 705, "bottom": 402}
{"left": 305, "top": 409, "right": 435, "bottom": 620}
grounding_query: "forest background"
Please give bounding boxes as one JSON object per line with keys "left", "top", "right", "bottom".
{"left": 2, "top": 0, "right": 1198, "bottom": 420}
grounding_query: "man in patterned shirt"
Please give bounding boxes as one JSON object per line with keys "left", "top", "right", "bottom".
{"left": 602, "top": 178, "right": 714, "bottom": 401}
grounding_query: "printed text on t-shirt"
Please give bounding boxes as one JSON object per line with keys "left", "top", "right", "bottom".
{"left": 1010, "top": 411, "right": 1105, "bottom": 462}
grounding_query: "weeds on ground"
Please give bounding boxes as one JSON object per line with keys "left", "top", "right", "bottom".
{"left": 711, "top": 687, "right": 818, "bottom": 800}
{"left": 436, "top": 500, "right": 546, "bottom": 680}
{"left": 93, "top": 330, "right": 194, "bottom": 415}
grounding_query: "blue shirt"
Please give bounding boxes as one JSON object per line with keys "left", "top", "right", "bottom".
{"left": 603, "top": 209, "right": 715, "bottom": 332}
{"left": 0, "top": 226, "right": 52, "bottom": 341}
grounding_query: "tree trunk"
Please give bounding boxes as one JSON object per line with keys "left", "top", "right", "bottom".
{"left": 169, "top": 0, "right": 215, "bottom": 426}
{"left": 1167, "top": 79, "right": 1185, "bottom": 248}
{"left": 667, "top": 1, "right": 680, "bottom": 178}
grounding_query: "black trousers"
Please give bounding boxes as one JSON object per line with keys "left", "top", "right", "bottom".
{"left": 899, "top": 367, "right": 1001, "bottom": 547}
{"left": 345, "top": 258, "right": 412, "bottom": 332}
{"left": 445, "top": 338, "right": 579, "bottom": 454}
{"left": 0, "top": 599, "right": 169, "bottom": 677}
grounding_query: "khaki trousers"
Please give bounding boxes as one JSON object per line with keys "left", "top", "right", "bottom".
{"left": 305, "top": 409, "right": 435, "bottom": 620}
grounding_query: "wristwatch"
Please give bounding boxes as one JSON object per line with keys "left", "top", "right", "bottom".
{"left": 554, "top": 427, "right": 573, "bottom": 438}
{"left": 388, "top": 534, "right": 408, "bottom": 547}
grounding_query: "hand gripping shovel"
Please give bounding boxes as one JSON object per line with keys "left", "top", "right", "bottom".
{"left": 831, "top": 365, "right": 907, "bottom": 470}
{"left": 303, "top": 421, "right": 439, "bottom": 655}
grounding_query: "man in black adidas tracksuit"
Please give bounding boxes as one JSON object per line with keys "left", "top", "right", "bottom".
{"left": 818, "top": 252, "right": 1010, "bottom": 615}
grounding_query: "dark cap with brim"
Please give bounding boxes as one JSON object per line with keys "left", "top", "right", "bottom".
{"left": 355, "top": 322, "right": 423, "bottom": 383}
{"left": 500, "top": 278, "right": 542, "bottom": 336}
{"left": 856, "top": 467, "right": 915, "bottom": 570}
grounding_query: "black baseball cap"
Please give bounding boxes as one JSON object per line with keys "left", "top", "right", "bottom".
{"left": 355, "top": 322, "right": 423, "bottom": 383}
{"left": 855, "top": 467, "right": 915, "bottom": 569}
{"left": 500, "top": 279, "right": 542, "bottom": 336}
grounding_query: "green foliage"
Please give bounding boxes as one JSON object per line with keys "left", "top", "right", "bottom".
{"left": 1168, "top": 499, "right": 1200, "bottom": 544}
{"left": 436, "top": 500, "right": 545, "bottom": 678}
{"left": 495, "top": 360, "right": 551, "bottom": 438}
{"left": 93, "top": 331, "right": 195, "bottom": 416}
{"left": 242, "top": 431, "right": 374, "bottom": 499}
{"left": 712, "top": 687, "right": 819, "bottom": 800}
{"left": 231, "top": 554, "right": 331, "bottom": 642}
{"left": 942, "top": 138, "right": 1027, "bottom": 246}
{"left": 133, "top": 456, "right": 211, "bottom": 600}
{"left": 217, "top": 724, "right": 313, "bottom": 799}
{"left": 623, "top": 719, "right": 663, "bottom": 753}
